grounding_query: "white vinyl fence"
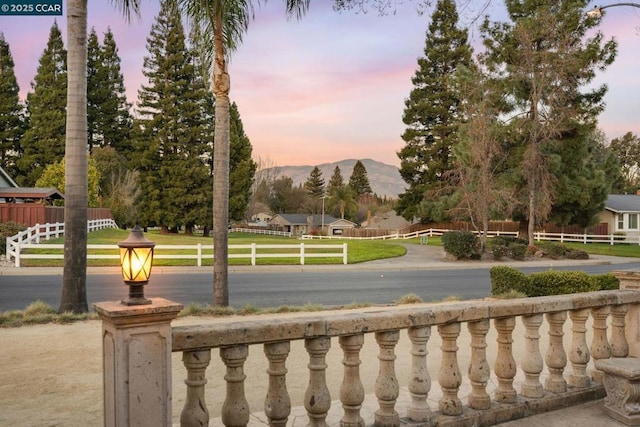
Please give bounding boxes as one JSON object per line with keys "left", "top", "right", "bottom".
{"left": 8, "top": 241, "right": 348, "bottom": 268}
{"left": 5, "top": 219, "right": 118, "bottom": 265}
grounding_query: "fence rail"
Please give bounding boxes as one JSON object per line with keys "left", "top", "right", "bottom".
{"left": 534, "top": 231, "right": 640, "bottom": 245}
{"left": 9, "top": 242, "right": 348, "bottom": 267}
{"left": 5, "top": 219, "right": 118, "bottom": 266}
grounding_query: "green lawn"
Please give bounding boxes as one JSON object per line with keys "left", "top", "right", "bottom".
{"left": 19, "top": 228, "right": 407, "bottom": 267}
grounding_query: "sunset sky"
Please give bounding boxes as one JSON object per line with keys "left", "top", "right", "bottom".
{"left": 0, "top": 1, "right": 638, "bottom": 167}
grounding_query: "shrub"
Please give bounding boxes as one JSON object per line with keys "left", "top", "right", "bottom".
{"left": 540, "top": 242, "right": 567, "bottom": 259}
{"left": 595, "top": 273, "right": 619, "bottom": 291}
{"left": 509, "top": 243, "right": 527, "bottom": 261}
{"left": 0, "top": 221, "right": 27, "bottom": 255}
{"left": 526, "top": 270, "right": 598, "bottom": 297}
{"left": 490, "top": 266, "right": 529, "bottom": 295}
{"left": 491, "top": 244, "right": 508, "bottom": 260}
{"left": 565, "top": 249, "right": 589, "bottom": 260}
{"left": 442, "top": 231, "right": 480, "bottom": 260}
{"left": 490, "top": 236, "right": 528, "bottom": 247}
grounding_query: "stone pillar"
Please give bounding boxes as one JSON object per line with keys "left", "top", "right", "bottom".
{"left": 614, "top": 270, "right": 640, "bottom": 357}
{"left": 94, "top": 298, "right": 183, "bottom": 427}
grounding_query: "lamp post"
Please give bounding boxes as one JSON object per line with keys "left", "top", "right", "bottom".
{"left": 117, "top": 225, "right": 155, "bottom": 305}
{"left": 95, "top": 225, "right": 181, "bottom": 427}
{"left": 586, "top": 3, "right": 640, "bottom": 18}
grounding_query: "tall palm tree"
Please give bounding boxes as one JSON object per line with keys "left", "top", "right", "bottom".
{"left": 59, "top": 0, "right": 89, "bottom": 313}
{"left": 60, "top": 0, "right": 141, "bottom": 313}
{"left": 179, "top": 0, "right": 309, "bottom": 307}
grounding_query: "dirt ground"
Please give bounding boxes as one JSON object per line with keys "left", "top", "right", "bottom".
{"left": 0, "top": 310, "right": 428, "bottom": 427}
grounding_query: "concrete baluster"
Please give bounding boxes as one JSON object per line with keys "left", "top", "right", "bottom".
{"left": 521, "top": 314, "right": 544, "bottom": 398}
{"left": 340, "top": 334, "right": 365, "bottom": 427}
{"left": 220, "top": 345, "right": 250, "bottom": 427}
{"left": 590, "top": 306, "right": 612, "bottom": 383}
{"left": 407, "top": 326, "right": 435, "bottom": 424}
{"left": 467, "top": 319, "right": 491, "bottom": 410}
{"left": 374, "top": 330, "right": 400, "bottom": 426}
{"left": 438, "top": 322, "right": 462, "bottom": 415}
{"left": 545, "top": 311, "right": 567, "bottom": 393}
{"left": 264, "top": 342, "right": 291, "bottom": 427}
{"left": 304, "top": 337, "right": 332, "bottom": 427}
{"left": 611, "top": 304, "right": 630, "bottom": 358}
{"left": 180, "top": 350, "right": 211, "bottom": 427}
{"left": 494, "top": 317, "right": 517, "bottom": 403}
{"left": 568, "top": 309, "right": 591, "bottom": 388}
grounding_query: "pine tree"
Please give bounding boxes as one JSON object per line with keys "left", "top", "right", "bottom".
{"left": 0, "top": 33, "right": 24, "bottom": 176}
{"left": 99, "top": 28, "right": 133, "bottom": 156}
{"left": 135, "top": 0, "right": 211, "bottom": 232}
{"left": 609, "top": 132, "right": 640, "bottom": 193}
{"left": 86, "top": 28, "right": 102, "bottom": 151}
{"left": 229, "top": 102, "right": 256, "bottom": 222}
{"left": 481, "top": 0, "right": 616, "bottom": 243}
{"left": 348, "top": 160, "right": 372, "bottom": 197}
{"left": 305, "top": 166, "right": 326, "bottom": 199}
{"left": 327, "top": 165, "right": 344, "bottom": 196}
{"left": 17, "top": 22, "right": 67, "bottom": 186}
{"left": 396, "top": 0, "right": 473, "bottom": 221}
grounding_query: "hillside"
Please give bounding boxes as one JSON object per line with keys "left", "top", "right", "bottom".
{"left": 266, "top": 159, "right": 406, "bottom": 199}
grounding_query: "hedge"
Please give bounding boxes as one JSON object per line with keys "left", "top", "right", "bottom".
{"left": 489, "top": 266, "right": 619, "bottom": 297}
{"left": 442, "top": 231, "right": 480, "bottom": 260}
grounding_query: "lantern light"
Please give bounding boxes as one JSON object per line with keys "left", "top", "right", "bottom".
{"left": 118, "top": 225, "right": 156, "bottom": 306}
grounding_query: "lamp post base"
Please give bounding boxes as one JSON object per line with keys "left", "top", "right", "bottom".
{"left": 122, "top": 283, "right": 151, "bottom": 306}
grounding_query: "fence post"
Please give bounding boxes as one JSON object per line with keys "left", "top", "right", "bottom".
{"left": 15, "top": 242, "right": 20, "bottom": 268}
{"left": 611, "top": 234, "right": 614, "bottom": 246}
{"left": 251, "top": 243, "right": 256, "bottom": 266}
{"left": 197, "top": 243, "right": 202, "bottom": 267}
{"left": 343, "top": 243, "right": 348, "bottom": 265}
{"left": 300, "top": 243, "right": 305, "bottom": 265}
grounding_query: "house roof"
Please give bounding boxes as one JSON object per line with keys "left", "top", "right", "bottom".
{"left": 606, "top": 194, "right": 640, "bottom": 213}
{"left": 0, "top": 166, "right": 18, "bottom": 188}
{"left": 269, "top": 213, "right": 341, "bottom": 225}
{"left": 0, "top": 187, "right": 65, "bottom": 200}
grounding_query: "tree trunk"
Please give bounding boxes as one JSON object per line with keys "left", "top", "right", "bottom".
{"left": 60, "top": 0, "right": 89, "bottom": 314}
{"left": 212, "top": 16, "right": 230, "bottom": 307}
{"left": 527, "top": 178, "right": 536, "bottom": 247}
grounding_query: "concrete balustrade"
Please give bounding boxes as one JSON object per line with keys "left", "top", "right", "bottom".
{"left": 163, "top": 289, "right": 640, "bottom": 426}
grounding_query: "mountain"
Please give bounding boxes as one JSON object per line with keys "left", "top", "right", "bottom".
{"left": 267, "top": 159, "right": 406, "bottom": 199}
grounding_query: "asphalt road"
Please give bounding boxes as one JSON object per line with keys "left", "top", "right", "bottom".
{"left": 1, "top": 262, "right": 639, "bottom": 312}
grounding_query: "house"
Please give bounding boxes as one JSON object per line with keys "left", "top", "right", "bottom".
{"left": 0, "top": 166, "right": 110, "bottom": 226}
{"left": 361, "top": 211, "right": 412, "bottom": 234}
{"left": 599, "top": 194, "right": 640, "bottom": 239}
{"left": 250, "top": 212, "right": 273, "bottom": 223}
{"left": 268, "top": 213, "right": 356, "bottom": 236}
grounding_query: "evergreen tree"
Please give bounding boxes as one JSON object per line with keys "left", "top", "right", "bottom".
{"left": 396, "top": 0, "right": 473, "bottom": 221}
{"left": 609, "top": 132, "right": 640, "bottom": 193}
{"left": 135, "top": 0, "right": 211, "bottom": 233}
{"left": 86, "top": 29, "right": 101, "bottom": 152}
{"left": 17, "top": 22, "right": 67, "bottom": 186}
{"left": 305, "top": 166, "right": 326, "bottom": 199}
{"left": 228, "top": 102, "right": 256, "bottom": 222}
{"left": 348, "top": 160, "right": 372, "bottom": 197}
{"left": 327, "top": 165, "right": 344, "bottom": 196}
{"left": 87, "top": 28, "right": 132, "bottom": 155}
{"left": 481, "top": 0, "right": 616, "bottom": 244}
{"left": 0, "top": 33, "right": 24, "bottom": 176}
